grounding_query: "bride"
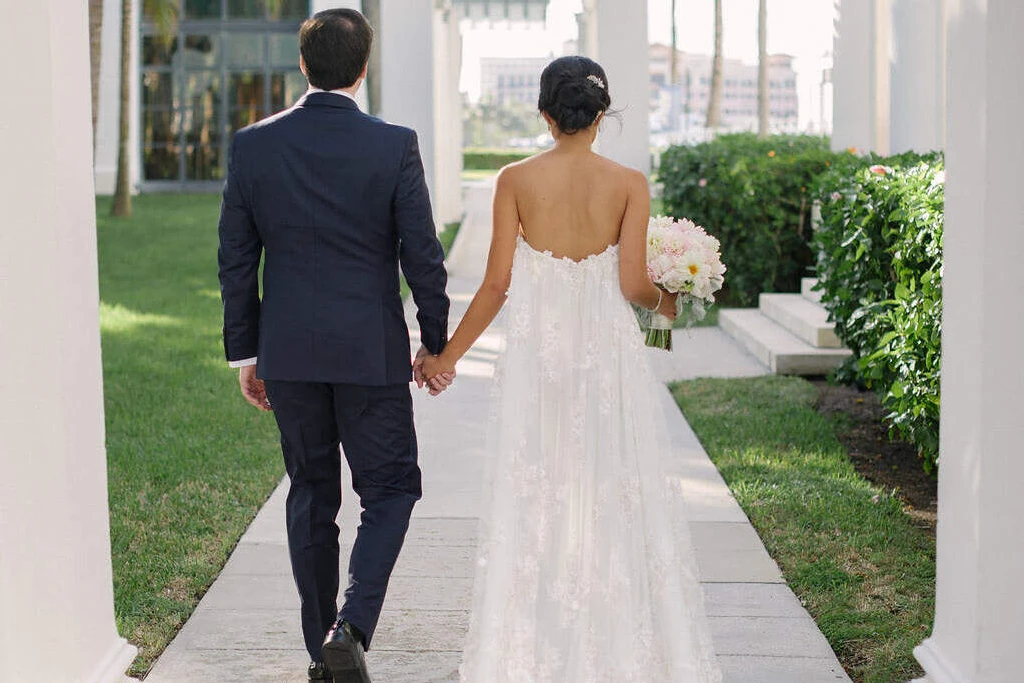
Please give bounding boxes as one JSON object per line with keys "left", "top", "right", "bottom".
{"left": 420, "top": 55, "right": 721, "bottom": 683}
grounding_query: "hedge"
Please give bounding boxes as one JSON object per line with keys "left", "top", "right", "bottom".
{"left": 659, "top": 133, "right": 844, "bottom": 306}
{"left": 463, "top": 148, "right": 535, "bottom": 171}
{"left": 814, "top": 152, "right": 945, "bottom": 471}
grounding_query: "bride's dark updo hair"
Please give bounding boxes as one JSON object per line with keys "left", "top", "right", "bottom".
{"left": 538, "top": 56, "right": 612, "bottom": 135}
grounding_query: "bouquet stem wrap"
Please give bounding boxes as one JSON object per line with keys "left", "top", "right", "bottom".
{"left": 644, "top": 312, "right": 674, "bottom": 351}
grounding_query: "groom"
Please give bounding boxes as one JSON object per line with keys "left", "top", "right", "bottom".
{"left": 217, "top": 8, "right": 451, "bottom": 682}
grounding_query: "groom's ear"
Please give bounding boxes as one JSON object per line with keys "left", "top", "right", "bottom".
{"left": 299, "top": 55, "right": 308, "bottom": 79}
{"left": 359, "top": 62, "right": 369, "bottom": 81}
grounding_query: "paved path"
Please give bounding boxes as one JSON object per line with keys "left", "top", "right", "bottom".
{"left": 144, "top": 185, "right": 849, "bottom": 683}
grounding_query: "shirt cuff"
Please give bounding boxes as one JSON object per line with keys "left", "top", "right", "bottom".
{"left": 229, "top": 357, "right": 257, "bottom": 368}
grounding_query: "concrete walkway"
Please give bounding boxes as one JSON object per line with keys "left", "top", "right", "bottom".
{"left": 144, "top": 185, "right": 849, "bottom": 683}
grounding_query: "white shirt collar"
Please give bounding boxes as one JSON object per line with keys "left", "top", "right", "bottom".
{"left": 306, "top": 86, "right": 357, "bottom": 103}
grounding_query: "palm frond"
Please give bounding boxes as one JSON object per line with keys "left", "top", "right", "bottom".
{"left": 143, "top": 0, "right": 179, "bottom": 46}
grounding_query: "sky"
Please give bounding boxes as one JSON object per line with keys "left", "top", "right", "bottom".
{"left": 459, "top": 0, "right": 838, "bottom": 130}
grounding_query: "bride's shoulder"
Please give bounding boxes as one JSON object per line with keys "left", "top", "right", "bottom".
{"left": 591, "top": 153, "right": 647, "bottom": 183}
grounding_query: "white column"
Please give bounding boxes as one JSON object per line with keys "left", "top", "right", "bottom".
{"left": 94, "top": 0, "right": 130, "bottom": 194}
{"left": 432, "top": 4, "right": 464, "bottom": 226}
{"left": 311, "top": 0, "right": 370, "bottom": 111}
{"left": 832, "top": 0, "right": 891, "bottom": 154}
{"left": 380, "top": 0, "right": 438, "bottom": 211}
{"left": 913, "top": 1, "right": 1024, "bottom": 681}
{"left": 890, "top": 0, "right": 946, "bottom": 153}
{"left": 0, "top": 1, "right": 137, "bottom": 681}
{"left": 580, "top": 0, "right": 650, "bottom": 174}
{"left": 95, "top": 0, "right": 141, "bottom": 195}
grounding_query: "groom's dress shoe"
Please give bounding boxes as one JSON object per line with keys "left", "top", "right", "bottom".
{"left": 308, "top": 661, "right": 333, "bottom": 681}
{"left": 322, "top": 621, "right": 372, "bottom": 683}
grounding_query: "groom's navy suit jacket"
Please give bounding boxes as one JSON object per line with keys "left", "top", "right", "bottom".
{"left": 218, "top": 91, "right": 449, "bottom": 385}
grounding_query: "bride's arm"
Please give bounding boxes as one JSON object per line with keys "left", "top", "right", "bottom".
{"left": 422, "top": 166, "right": 520, "bottom": 382}
{"left": 618, "top": 171, "right": 677, "bottom": 318}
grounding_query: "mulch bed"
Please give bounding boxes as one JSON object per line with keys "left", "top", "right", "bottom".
{"left": 812, "top": 380, "right": 937, "bottom": 536}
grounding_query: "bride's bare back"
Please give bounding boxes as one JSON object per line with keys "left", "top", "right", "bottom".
{"left": 512, "top": 149, "right": 632, "bottom": 261}
{"left": 419, "top": 54, "right": 676, "bottom": 387}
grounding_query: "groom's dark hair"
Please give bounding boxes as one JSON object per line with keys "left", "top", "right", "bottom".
{"left": 300, "top": 9, "right": 373, "bottom": 91}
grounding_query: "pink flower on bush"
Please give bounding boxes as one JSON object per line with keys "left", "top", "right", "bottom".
{"left": 869, "top": 164, "right": 891, "bottom": 175}
{"left": 830, "top": 191, "right": 842, "bottom": 202}
{"left": 698, "top": 178, "right": 708, "bottom": 188}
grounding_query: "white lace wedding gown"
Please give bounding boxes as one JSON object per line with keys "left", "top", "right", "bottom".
{"left": 458, "top": 237, "right": 722, "bottom": 683}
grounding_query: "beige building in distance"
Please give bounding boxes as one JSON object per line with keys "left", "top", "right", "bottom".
{"left": 649, "top": 43, "right": 799, "bottom": 134}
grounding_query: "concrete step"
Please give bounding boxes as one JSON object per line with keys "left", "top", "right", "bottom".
{"left": 801, "top": 277, "right": 823, "bottom": 304}
{"left": 719, "top": 308, "right": 853, "bottom": 376}
{"left": 759, "top": 293, "right": 842, "bottom": 349}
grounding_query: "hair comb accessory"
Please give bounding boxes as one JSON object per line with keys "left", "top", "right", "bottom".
{"left": 586, "top": 74, "right": 606, "bottom": 90}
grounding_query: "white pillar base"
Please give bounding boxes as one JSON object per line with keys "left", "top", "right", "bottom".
{"left": 913, "top": 638, "right": 970, "bottom": 683}
{"left": 87, "top": 639, "right": 140, "bottom": 683}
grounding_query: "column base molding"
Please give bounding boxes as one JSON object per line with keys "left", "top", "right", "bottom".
{"left": 913, "top": 638, "right": 970, "bottom": 683}
{"left": 86, "top": 637, "right": 137, "bottom": 683}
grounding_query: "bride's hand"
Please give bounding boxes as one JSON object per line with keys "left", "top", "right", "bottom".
{"left": 656, "top": 289, "right": 678, "bottom": 321}
{"left": 421, "top": 354, "right": 456, "bottom": 394}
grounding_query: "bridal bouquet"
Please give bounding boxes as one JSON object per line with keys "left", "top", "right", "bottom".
{"left": 641, "top": 215, "right": 726, "bottom": 350}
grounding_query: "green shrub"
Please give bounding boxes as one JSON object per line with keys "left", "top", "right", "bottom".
{"left": 463, "top": 147, "right": 535, "bottom": 171}
{"left": 659, "top": 133, "right": 844, "bottom": 305}
{"left": 814, "top": 153, "right": 944, "bottom": 470}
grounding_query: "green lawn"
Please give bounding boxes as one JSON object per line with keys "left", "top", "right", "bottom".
{"left": 671, "top": 376, "right": 935, "bottom": 683}
{"left": 97, "top": 195, "right": 283, "bottom": 674}
{"left": 460, "top": 168, "right": 500, "bottom": 182}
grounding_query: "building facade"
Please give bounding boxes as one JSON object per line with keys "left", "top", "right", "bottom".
{"left": 95, "top": 0, "right": 309, "bottom": 193}
{"left": 93, "top": 0, "right": 464, "bottom": 223}
{"left": 479, "top": 56, "right": 551, "bottom": 106}
{"left": 649, "top": 43, "right": 799, "bottom": 134}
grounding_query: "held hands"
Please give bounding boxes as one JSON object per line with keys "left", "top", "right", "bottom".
{"left": 413, "top": 345, "right": 456, "bottom": 396}
{"left": 239, "top": 365, "right": 272, "bottom": 411}
{"left": 420, "top": 354, "right": 456, "bottom": 394}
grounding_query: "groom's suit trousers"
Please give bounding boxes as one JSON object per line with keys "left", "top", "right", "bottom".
{"left": 263, "top": 379, "right": 421, "bottom": 658}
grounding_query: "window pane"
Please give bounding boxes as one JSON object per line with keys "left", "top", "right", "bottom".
{"left": 268, "top": 33, "right": 299, "bottom": 68}
{"left": 270, "top": 71, "right": 306, "bottom": 111}
{"left": 142, "top": 109, "right": 179, "bottom": 147}
{"left": 143, "top": 145, "right": 179, "bottom": 181}
{"left": 142, "top": 36, "right": 178, "bottom": 66}
{"left": 227, "top": 0, "right": 262, "bottom": 18}
{"left": 229, "top": 107, "right": 266, "bottom": 135}
{"left": 269, "top": 0, "right": 308, "bottom": 19}
{"left": 184, "top": 0, "right": 221, "bottom": 19}
{"left": 182, "top": 71, "right": 221, "bottom": 146}
{"left": 141, "top": 71, "right": 176, "bottom": 108}
{"left": 229, "top": 72, "right": 266, "bottom": 133}
{"left": 182, "top": 34, "right": 220, "bottom": 68}
{"left": 186, "top": 145, "right": 223, "bottom": 180}
{"left": 224, "top": 33, "right": 265, "bottom": 67}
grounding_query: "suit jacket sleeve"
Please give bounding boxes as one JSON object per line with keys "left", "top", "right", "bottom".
{"left": 218, "top": 134, "right": 262, "bottom": 363}
{"left": 394, "top": 129, "right": 450, "bottom": 355}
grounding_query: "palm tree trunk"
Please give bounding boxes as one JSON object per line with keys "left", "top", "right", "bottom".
{"left": 111, "top": 0, "right": 132, "bottom": 217}
{"left": 363, "top": 0, "right": 381, "bottom": 116}
{"left": 706, "top": 0, "right": 723, "bottom": 129}
{"left": 670, "top": 0, "right": 678, "bottom": 86}
{"left": 89, "top": 0, "right": 104, "bottom": 155}
{"left": 757, "top": 0, "right": 769, "bottom": 138}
